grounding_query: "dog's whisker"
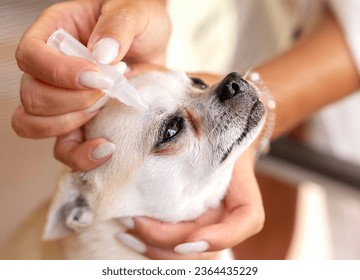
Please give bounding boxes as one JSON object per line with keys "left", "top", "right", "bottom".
{"left": 204, "top": 117, "right": 222, "bottom": 143}
{"left": 243, "top": 68, "right": 252, "bottom": 79}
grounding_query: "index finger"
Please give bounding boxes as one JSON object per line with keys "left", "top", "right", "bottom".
{"left": 16, "top": 10, "right": 98, "bottom": 89}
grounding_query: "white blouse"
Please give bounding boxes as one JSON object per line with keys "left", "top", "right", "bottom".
{"left": 168, "top": 0, "right": 360, "bottom": 164}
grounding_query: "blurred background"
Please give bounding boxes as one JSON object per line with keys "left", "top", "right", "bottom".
{"left": 1, "top": 0, "right": 360, "bottom": 259}
{"left": 0, "top": 0, "right": 63, "bottom": 249}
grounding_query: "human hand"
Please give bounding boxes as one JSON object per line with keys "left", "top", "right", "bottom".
{"left": 12, "top": 0, "right": 170, "bottom": 170}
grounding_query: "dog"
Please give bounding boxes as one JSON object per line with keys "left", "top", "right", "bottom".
{"left": 1, "top": 70, "right": 265, "bottom": 259}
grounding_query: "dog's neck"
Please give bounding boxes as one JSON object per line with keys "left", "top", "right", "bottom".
{"left": 82, "top": 149, "right": 236, "bottom": 222}
{"left": 60, "top": 162, "right": 236, "bottom": 260}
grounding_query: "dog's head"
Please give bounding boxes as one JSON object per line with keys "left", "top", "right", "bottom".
{"left": 44, "top": 71, "right": 265, "bottom": 240}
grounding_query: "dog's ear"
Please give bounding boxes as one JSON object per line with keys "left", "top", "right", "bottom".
{"left": 42, "top": 172, "right": 94, "bottom": 241}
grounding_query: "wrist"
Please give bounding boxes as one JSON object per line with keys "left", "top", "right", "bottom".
{"left": 245, "top": 70, "right": 276, "bottom": 159}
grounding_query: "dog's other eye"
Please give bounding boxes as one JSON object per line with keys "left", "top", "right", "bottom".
{"left": 162, "top": 117, "right": 183, "bottom": 141}
{"left": 190, "top": 77, "right": 209, "bottom": 90}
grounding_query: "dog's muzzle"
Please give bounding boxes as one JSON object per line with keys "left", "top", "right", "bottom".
{"left": 214, "top": 72, "right": 265, "bottom": 163}
{"left": 216, "top": 72, "right": 257, "bottom": 103}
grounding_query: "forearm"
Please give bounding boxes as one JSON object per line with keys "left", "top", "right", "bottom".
{"left": 255, "top": 10, "right": 360, "bottom": 139}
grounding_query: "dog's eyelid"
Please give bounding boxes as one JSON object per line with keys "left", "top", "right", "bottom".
{"left": 189, "top": 77, "right": 209, "bottom": 90}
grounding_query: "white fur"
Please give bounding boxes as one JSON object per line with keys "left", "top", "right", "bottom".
{"left": 43, "top": 71, "right": 265, "bottom": 259}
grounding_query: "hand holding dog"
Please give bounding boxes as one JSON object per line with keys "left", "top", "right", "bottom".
{"left": 12, "top": 0, "right": 169, "bottom": 170}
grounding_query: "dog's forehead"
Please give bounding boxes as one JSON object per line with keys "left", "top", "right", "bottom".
{"left": 129, "top": 71, "right": 192, "bottom": 108}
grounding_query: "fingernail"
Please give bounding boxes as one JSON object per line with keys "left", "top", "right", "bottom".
{"left": 85, "top": 95, "right": 111, "bottom": 113}
{"left": 118, "top": 217, "right": 135, "bottom": 230}
{"left": 115, "top": 233, "right": 146, "bottom": 254}
{"left": 92, "top": 37, "right": 120, "bottom": 64}
{"left": 174, "top": 241, "right": 209, "bottom": 255}
{"left": 125, "top": 65, "right": 132, "bottom": 74}
{"left": 92, "top": 142, "right": 116, "bottom": 160}
{"left": 79, "top": 71, "right": 114, "bottom": 89}
{"left": 113, "top": 61, "right": 127, "bottom": 74}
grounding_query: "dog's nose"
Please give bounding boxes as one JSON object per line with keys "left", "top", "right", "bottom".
{"left": 216, "top": 72, "right": 249, "bottom": 102}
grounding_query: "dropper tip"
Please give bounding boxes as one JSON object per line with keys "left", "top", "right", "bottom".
{"left": 121, "top": 83, "right": 148, "bottom": 110}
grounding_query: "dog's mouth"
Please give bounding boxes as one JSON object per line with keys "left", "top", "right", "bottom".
{"left": 220, "top": 100, "right": 265, "bottom": 162}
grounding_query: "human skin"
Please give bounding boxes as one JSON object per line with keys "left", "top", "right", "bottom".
{"left": 11, "top": 0, "right": 170, "bottom": 170}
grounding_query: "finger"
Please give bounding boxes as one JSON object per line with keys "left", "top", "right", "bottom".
{"left": 20, "top": 74, "right": 104, "bottom": 116}
{"left": 126, "top": 63, "right": 168, "bottom": 77}
{"left": 15, "top": 4, "right": 103, "bottom": 89}
{"left": 145, "top": 246, "right": 220, "bottom": 260}
{"left": 87, "top": 1, "right": 142, "bottom": 64}
{"left": 54, "top": 129, "right": 116, "bottom": 171}
{"left": 114, "top": 232, "right": 220, "bottom": 260}
{"left": 121, "top": 205, "right": 225, "bottom": 249}
{"left": 11, "top": 105, "right": 98, "bottom": 138}
{"left": 88, "top": 0, "right": 169, "bottom": 64}
{"left": 16, "top": 33, "right": 99, "bottom": 90}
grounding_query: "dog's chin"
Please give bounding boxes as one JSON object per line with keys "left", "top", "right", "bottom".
{"left": 221, "top": 101, "right": 265, "bottom": 163}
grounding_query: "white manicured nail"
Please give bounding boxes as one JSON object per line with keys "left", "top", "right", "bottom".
{"left": 113, "top": 61, "right": 127, "bottom": 74}
{"left": 92, "top": 37, "right": 120, "bottom": 64}
{"left": 85, "top": 95, "right": 111, "bottom": 113}
{"left": 119, "top": 217, "right": 135, "bottom": 230}
{"left": 174, "top": 241, "right": 209, "bottom": 255}
{"left": 115, "top": 233, "right": 146, "bottom": 254}
{"left": 92, "top": 142, "right": 116, "bottom": 160}
{"left": 79, "top": 71, "right": 114, "bottom": 89}
{"left": 125, "top": 65, "right": 132, "bottom": 74}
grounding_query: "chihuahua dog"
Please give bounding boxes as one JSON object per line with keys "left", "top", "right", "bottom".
{"left": 3, "top": 71, "right": 265, "bottom": 259}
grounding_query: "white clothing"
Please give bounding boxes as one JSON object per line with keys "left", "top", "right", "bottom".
{"left": 167, "top": 0, "right": 360, "bottom": 165}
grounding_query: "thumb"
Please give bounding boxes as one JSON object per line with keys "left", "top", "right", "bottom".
{"left": 54, "top": 129, "right": 116, "bottom": 171}
{"left": 87, "top": 2, "right": 146, "bottom": 64}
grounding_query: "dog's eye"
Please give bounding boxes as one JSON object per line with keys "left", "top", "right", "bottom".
{"left": 190, "top": 77, "right": 209, "bottom": 90}
{"left": 162, "top": 117, "right": 183, "bottom": 141}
